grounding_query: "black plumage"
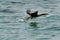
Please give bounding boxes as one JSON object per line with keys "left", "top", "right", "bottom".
{"left": 26, "top": 10, "right": 48, "bottom": 19}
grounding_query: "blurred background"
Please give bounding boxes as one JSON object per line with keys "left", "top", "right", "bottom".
{"left": 0, "top": 0, "right": 60, "bottom": 40}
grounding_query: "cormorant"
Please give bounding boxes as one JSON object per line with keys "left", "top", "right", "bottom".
{"left": 26, "top": 10, "right": 48, "bottom": 19}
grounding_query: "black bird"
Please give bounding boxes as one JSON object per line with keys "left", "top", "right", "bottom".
{"left": 26, "top": 10, "right": 48, "bottom": 19}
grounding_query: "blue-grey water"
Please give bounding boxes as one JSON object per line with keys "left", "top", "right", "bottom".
{"left": 0, "top": 0, "right": 60, "bottom": 40}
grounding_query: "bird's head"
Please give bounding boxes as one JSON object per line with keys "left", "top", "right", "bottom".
{"left": 26, "top": 10, "right": 31, "bottom": 14}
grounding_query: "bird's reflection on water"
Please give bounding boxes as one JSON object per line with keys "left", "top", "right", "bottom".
{"left": 29, "top": 22, "right": 39, "bottom": 30}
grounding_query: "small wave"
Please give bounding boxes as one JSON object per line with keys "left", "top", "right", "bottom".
{"left": 43, "top": 0, "right": 48, "bottom": 1}
{"left": 0, "top": 9, "right": 16, "bottom": 13}
{"left": 11, "top": 1, "right": 25, "bottom": 4}
{"left": 45, "top": 15, "right": 60, "bottom": 20}
{"left": 2, "top": 1, "right": 26, "bottom": 5}
{"left": 0, "top": 22, "right": 10, "bottom": 23}
{"left": 0, "top": 27, "right": 20, "bottom": 30}
{"left": 44, "top": 26, "right": 60, "bottom": 31}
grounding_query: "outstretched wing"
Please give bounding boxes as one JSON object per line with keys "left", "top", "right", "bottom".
{"left": 33, "top": 11, "right": 38, "bottom": 14}
{"left": 38, "top": 13, "right": 48, "bottom": 17}
{"left": 31, "top": 11, "right": 38, "bottom": 17}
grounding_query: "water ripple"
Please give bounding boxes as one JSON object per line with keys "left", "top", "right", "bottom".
{"left": 2, "top": 1, "right": 26, "bottom": 6}
{"left": 0, "top": 9, "right": 16, "bottom": 13}
{"left": 44, "top": 27, "right": 60, "bottom": 31}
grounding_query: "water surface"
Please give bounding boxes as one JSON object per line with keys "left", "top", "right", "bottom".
{"left": 0, "top": 0, "right": 60, "bottom": 40}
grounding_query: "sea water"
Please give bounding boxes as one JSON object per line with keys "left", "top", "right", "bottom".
{"left": 0, "top": 0, "right": 60, "bottom": 40}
